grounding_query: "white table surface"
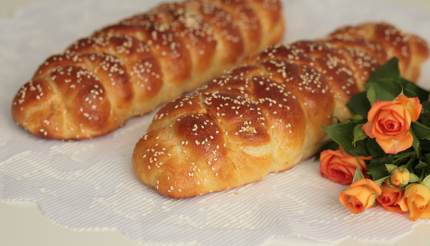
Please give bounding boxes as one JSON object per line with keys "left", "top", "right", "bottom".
{"left": 1, "top": 0, "right": 430, "bottom": 245}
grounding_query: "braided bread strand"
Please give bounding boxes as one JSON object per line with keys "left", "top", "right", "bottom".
{"left": 12, "top": 0, "right": 284, "bottom": 139}
{"left": 133, "top": 22, "right": 429, "bottom": 198}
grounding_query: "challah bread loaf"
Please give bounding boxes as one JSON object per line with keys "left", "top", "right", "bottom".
{"left": 11, "top": 0, "right": 284, "bottom": 140}
{"left": 133, "top": 22, "right": 429, "bottom": 198}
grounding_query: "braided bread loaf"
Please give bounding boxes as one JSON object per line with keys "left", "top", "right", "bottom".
{"left": 11, "top": 0, "right": 284, "bottom": 140}
{"left": 133, "top": 22, "right": 429, "bottom": 198}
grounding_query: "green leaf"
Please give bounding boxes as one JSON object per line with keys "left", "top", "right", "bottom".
{"left": 365, "top": 139, "right": 385, "bottom": 158}
{"left": 374, "top": 176, "right": 389, "bottom": 186}
{"left": 352, "top": 124, "right": 367, "bottom": 146}
{"left": 415, "top": 160, "right": 429, "bottom": 170}
{"left": 422, "top": 175, "right": 430, "bottom": 188}
{"left": 419, "top": 112, "right": 430, "bottom": 126}
{"left": 352, "top": 168, "right": 365, "bottom": 183}
{"left": 367, "top": 166, "right": 389, "bottom": 180}
{"left": 347, "top": 92, "right": 371, "bottom": 117}
{"left": 368, "top": 58, "right": 401, "bottom": 82}
{"left": 365, "top": 58, "right": 403, "bottom": 104}
{"left": 409, "top": 172, "right": 420, "bottom": 183}
{"left": 421, "top": 140, "right": 430, "bottom": 153}
{"left": 401, "top": 79, "right": 429, "bottom": 102}
{"left": 367, "top": 85, "right": 377, "bottom": 104}
{"left": 366, "top": 81, "right": 402, "bottom": 104}
{"left": 412, "top": 122, "right": 430, "bottom": 140}
{"left": 385, "top": 164, "right": 398, "bottom": 173}
{"left": 405, "top": 156, "right": 418, "bottom": 169}
{"left": 393, "top": 151, "right": 415, "bottom": 164}
{"left": 367, "top": 158, "right": 391, "bottom": 180}
{"left": 424, "top": 154, "right": 430, "bottom": 163}
{"left": 325, "top": 122, "right": 355, "bottom": 154}
{"left": 423, "top": 101, "right": 430, "bottom": 113}
{"left": 352, "top": 141, "right": 370, "bottom": 156}
{"left": 351, "top": 114, "right": 364, "bottom": 122}
{"left": 413, "top": 157, "right": 430, "bottom": 179}
{"left": 360, "top": 58, "right": 428, "bottom": 107}
{"left": 411, "top": 130, "right": 421, "bottom": 157}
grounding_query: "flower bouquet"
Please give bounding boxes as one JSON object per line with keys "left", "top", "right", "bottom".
{"left": 318, "top": 58, "right": 430, "bottom": 221}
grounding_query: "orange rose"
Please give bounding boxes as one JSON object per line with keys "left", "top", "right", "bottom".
{"left": 404, "top": 183, "right": 430, "bottom": 221}
{"left": 362, "top": 95, "right": 422, "bottom": 154}
{"left": 339, "top": 179, "right": 382, "bottom": 214}
{"left": 397, "top": 196, "right": 409, "bottom": 213}
{"left": 376, "top": 184, "right": 405, "bottom": 213}
{"left": 390, "top": 168, "right": 410, "bottom": 187}
{"left": 320, "top": 149, "right": 367, "bottom": 185}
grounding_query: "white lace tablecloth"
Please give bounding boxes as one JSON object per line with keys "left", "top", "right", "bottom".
{"left": 1, "top": 0, "right": 429, "bottom": 245}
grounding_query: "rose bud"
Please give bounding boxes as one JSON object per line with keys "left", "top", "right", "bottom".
{"left": 390, "top": 168, "right": 410, "bottom": 187}
{"left": 339, "top": 179, "right": 382, "bottom": 214}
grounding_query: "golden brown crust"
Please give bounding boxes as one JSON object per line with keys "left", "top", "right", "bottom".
{"left": 11, "top": 0, "right": 285, "bottom": 140}
{"left": 133, "top": 22, "right": 429, "bottom": 198}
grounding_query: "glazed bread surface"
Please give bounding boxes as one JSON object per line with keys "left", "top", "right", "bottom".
{"left": 12, "top": 0, "right": 284, "bottom": 139}
{"left": 133, "top": 22, "right": 429, "bottom": 198}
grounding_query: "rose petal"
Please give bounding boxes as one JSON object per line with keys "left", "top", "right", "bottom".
{"left": 396, "top": 95, "right": 422, "bottom": 121}
{"left": 339, "top": 179, "right": 381, "bottom": 214}
{"left": 374, "top": 106, "right": 410, "bottom": 137}
{"left": 398, "top": 196, "right": 409, "bottom": 212}
{"left": 377, "top": 184, "right": 404, "bottom": 213}
{"left": 340, "top": 189, "right": 367, "bottom": 213}
{"left": 375, "top": 131, "right": 413, "bottom": 154}
{"left": 381, "top": 204, "right": 405, "bottom": 213}
{"left": 362, "top": 121, "right": 375, "bottom": 138}
{"left": 320, "top": 150, "right": 366, "bottom": 185}
{"left": 405, "top": 184, "right": 430, "bottom": 220}
{"left": 367, "top": 101, "right": 394, "bottom": 122}
{"left": 420, "top": 206, "right": 430, "bottom": 218}
{"left": 354, "top": 179, "right": 382, "bottom": 195}
{"left": 328, "top": 166, "right": 354, "bottom": 185}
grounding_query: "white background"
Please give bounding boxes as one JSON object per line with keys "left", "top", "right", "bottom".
{"left": 1, "top": 0, "right": 430, "bottom": 245}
